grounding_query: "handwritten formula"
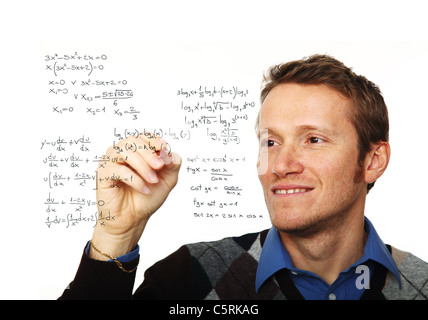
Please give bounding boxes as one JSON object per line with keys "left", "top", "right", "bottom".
{"left": 41, "top": 51, "right": 263, "bottom": 229}
{"left": 45, "top": 52, "right": 140, "bottom": 120}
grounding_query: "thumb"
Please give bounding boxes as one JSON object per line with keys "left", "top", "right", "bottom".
{"left": 158, "top": 151, "right": 182, "bottom": 187}
{"left": 160, "top": 150, "right": 182, "bottom": 168}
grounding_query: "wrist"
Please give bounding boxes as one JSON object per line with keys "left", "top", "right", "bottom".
{"left": 89, "top": 228, "right": 143, "bottom": 261}
{"left": 87, "top": 241, "right": 139, "bottom": 273}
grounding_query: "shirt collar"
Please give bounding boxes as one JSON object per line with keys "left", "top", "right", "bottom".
{"left": 255, "top": 216, "right": 401, "bottom": 293}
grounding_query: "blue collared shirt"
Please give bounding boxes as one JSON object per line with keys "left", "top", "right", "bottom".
{"left": 255, "top": 216, "right": 401, "bottom": 300}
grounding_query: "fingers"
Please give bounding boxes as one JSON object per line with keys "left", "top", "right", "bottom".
{"left": 99, "top": 160, "right": 151, "bottom": 195}
{"left": 98, "top": 133, "right": 180, "bottom": 194}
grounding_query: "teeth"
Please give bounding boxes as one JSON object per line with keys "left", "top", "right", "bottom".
{"left": 275, "top": 189, "right": 307, "bottom": 194}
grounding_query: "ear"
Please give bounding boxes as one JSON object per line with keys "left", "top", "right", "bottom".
{"left": 364, "top": 141, "right": 391, "bottom": 185}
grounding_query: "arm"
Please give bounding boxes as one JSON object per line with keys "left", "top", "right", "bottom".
{"left": 59, "top": 242, "right": 140, "bottom": 300}
{"left": 60, "top": 134, "right": 181, "bottom": 299}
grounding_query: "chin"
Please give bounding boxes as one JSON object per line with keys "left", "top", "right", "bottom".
{"left": 270, "top": 210, "right": 327, "bottom": 237}
{"left": 271, "top": 213, "right": 309, "bottom": 233}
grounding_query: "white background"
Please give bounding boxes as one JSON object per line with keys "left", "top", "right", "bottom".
{"left": 1, "top": 0, "right": 427, "bottom": 299}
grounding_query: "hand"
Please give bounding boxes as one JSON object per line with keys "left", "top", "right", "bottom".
{"left": 90, "top": 134, "right": 181, "bottom": 259}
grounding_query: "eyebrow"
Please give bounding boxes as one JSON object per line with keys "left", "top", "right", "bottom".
{"left": 257, "top": 124, "right": 338, "bottom": 139}
{"left": 295, "top": 124, "right": 338, "bottom": 136}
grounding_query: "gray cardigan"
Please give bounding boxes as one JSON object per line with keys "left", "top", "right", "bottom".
{"left": 60, "top": 230, "right": 428, "bottom": 300}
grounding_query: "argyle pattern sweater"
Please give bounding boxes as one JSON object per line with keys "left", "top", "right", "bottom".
{"left": 60, "top": 230, "right": 428, "bottom": 300}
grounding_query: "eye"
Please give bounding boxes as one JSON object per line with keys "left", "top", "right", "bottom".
{"left": 266, "top": 140, "right": 279, "bottom": 147}
{"left": 261, "top": 139, "right": 279, "bottom": 147}
{"left": 309, "top": 137, "right": 323, "bottom": 144}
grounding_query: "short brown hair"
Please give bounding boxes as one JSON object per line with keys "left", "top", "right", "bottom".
{"left": 258, "top": 54, "right": 389, "bottom": 192}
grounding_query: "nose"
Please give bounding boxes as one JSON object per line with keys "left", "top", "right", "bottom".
{"left": 272, "top": 145, "right": 304, "bottom": 176}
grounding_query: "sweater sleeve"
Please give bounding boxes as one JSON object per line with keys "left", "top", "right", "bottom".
{"left": 133, "top": 245, "right": 195, "bottom": 299}
{"left": 59, "top": 242, "right": 139, "bottom": 300}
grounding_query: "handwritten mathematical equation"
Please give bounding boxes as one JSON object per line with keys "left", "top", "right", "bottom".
{"left": 52, "top": 105, "right": 140, "bottom": 120}
{"left": 177, "top": 86, "right": 249, "bottom": 99}
{"left": 44, "top": 51, "right": 140, "bottom": 120}
{"left": 45, "top": 53, "right": 107, "bottom": 62}
{"left": 40, "top": 135, "right": 91, "bottom": 152}
{"left": 42, "top": 153, "right": 129, "bottom": 169}
{"left": 48, "top": 78, "right": 128, "bottom": 87}
{"left": 181, "top": 101, "right": 255, "bottom": 113}
{"left": 41, "top": 50, "right": 259, "bottom": 229}
{"left": 45, "top": 212, "right": 97, "bottom": 229}
{"left": 186, "top": 154, "right": 246, "bottom": 164}
{"left": 46, "top": 61, "right": 105, "bottom": 77}
{"left": 190, "top": 184, "right": 242, "bottom": 196}
{"left": 193, "top": 212, "right": 265, "bottom": 219}
{"left": 43, "top": 171, "right": 94, "bottom": 188}
{"left": 44, "top": 193, "right": 99, "bottom": 207}
{"left": 45, "top": 211, "right": 116, "bottom": 229}
{"left": 40, "top": 131, "right": 253, "bottom": 229}
{"left": 45, "top": 52, "right": 107, "bottom": 77}
{"left": 112, "top": 127, "right": 191, "bottom": 143}
{"left": 186, "top": 166, "right": 234, "bottom": 181}
{"left": 43, "top": 171, "right": 136, "bottom": 189}
{"left": 43, "top": 188, "right": 116, "bottom": 229}
{"left": 178, "top": 86, "right": 256, "bottom": 146}
{"left": 48, "top": 88, "right": 134, "bottom": 100}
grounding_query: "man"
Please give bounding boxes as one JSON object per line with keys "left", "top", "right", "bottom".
{"left": 60, "top": 54, "right": 428, "bottom": 300}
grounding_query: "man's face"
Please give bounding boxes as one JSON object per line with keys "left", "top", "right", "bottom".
{"left": 257, "top": 83, "right": 367, "bottom": 236}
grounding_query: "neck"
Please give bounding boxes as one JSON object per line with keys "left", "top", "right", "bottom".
{"left": 279, "top": 214, "right": 367, "bottom": 285}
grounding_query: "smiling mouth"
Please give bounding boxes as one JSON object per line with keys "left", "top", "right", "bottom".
{"left": 274, "top": 188, "right": 311, "bottom": 195}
